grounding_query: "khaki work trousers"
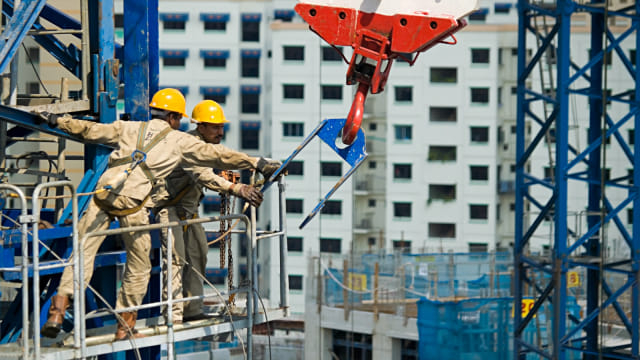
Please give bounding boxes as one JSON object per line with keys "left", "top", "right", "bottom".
{"left": 182, "top": 220, "right": 207, "bottom": 317}
{"left": 57, "top": 192, "right": 151, "bottom": 310}
{"left": 156, "top": 207, "right": 185, "bottom": 322}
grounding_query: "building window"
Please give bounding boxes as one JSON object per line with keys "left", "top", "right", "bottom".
{"left": 631, "top": 49, "right": 636, "bottom": 64}
{"left": 163, "top": 20, "right": 186, "bottom": 30}
{"left": 283, "top": 122, "right": 304, "bottom": 137}
{"left": 286, "top": 199, "right": 303, "bottom": 214}
{"left": 287, "top": 236, "right": 303, "bottom": 252}
{"left": 400, "top": 339, "right": 419, "bottom": 360}
{"left": 27, "top": 82, "right": 39, "bottom": 94}
{"left": 283, "top": 84, "right": 304, "bottom": 99}
{"left": 429, "top": 184, "right": 456, "bottom": 201}
{"left": 394, "top": 125, "right": 412, "bottom": 141}
{"left": 628, "top": 208, "right": 633, "bottom": 225}
{"left": 321, "top": 162, "right": 342, "bottom": 176}
{"left": 368, "top": 199, "right": 376, "bottom": 207}
{"left": 287, "top": 161, "right": 303, "bottom": 175}
{"left": 471, "top": 87, "right": 490, "bottom": 104}
{"left": 241, "top": 93, "right": 259, "bottom": 113}
{"left": 242, "top": 57, "right": 260, "bottom": 78}
{"left": 241, "top": 128, "right": 259, "bottom": 150}
{"left": 428, "top": 146, "right": 456, "bottom": 161}
{"left": 393, "top": 240, "right": 411, "bottom": 254}
{"left": 322, "top": 85, "right": 343, "bottom": 100}
{"left": 470, "top": 204, "right": 489, "bottom": 220}
{"left": 394, "top": 86, "right": 413, "bottom": 102}
{"left": 369, "top": 123, "right": 377, "bottom": 131}
{"left": 471, "top": 126, "right": 489, "bottom": 143}
{"left": 393, "top": 202, "right": 411, "bottom": 218}
{"left": 204, "top": 94, "right": 226, "bottom": 104}
{"left": 494, "top": 3, "right": 512, "bottom": 13}
{"left": 205, "top": 21, "right": 226, "bottom": 31}
{"left": 26, "top": 47, "right": 39, "bottom": 63}
{"left": 430, "top": 107, "right": 457, "bottom": 122}
{"left": 368, "top": 160, "right": 376, "bottom": 169}
{"left": 469, "top": 8, "right": 488, "bottom": 21}
{"left": 320, "top": 238, "right": 341, "bottom": 253}
{"left": 469, "top": 243, "right": 489, "bottom": 252}
{"left": 393, "top": 164, "right": 412, "bottom": 180}
{"left": 204, "top": 58, "right": 226, "bottom": 68}
{"left": 471, "top": 48, "right": 490, "bottom": 64}
{"left": 321, "top": 200, "right": 342, "bottom": 215}
{"left": 114, "top": 13, "right": 124, "bottom": 28}
{"left": 470, "top": 165, "right": 489, "bottom": 181}
{"left": 283, "top": 45, "right": 304, "bottom": 61}
{"left": 242, "top": 14, "right": 261, "bottom": 42}
{"left": 322, "top": 46, "right": 343, "bottom": 61}
{"left": 289, "top": 275, "right": 303, "bottom": 290}
{"left": 274, "top": 9, "right": 294, "bottom": 21}
{"left": 429, "top": 223, "right": 456, "bottom": 238}
{"left": 163, "top": 57, "right": 185, "bottom": 67}
{"left": 629, "top": 129, "right": 635, "bottom": 145}
{"left": 332, "top": 331, "right": 372, "bottom": 360}
{"left": 430, "top": 67, "right": 457, "bottom": 83}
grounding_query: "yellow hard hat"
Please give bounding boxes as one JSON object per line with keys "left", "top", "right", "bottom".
{"left": 149, "top": 88, "right": 188, "bottom": 117}
{"left": 191, "top": 100, "right": 228, "bottom": 124}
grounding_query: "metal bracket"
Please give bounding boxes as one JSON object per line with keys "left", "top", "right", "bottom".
{"left": 18, "top": 214, "right": 36, "bottom": 224}
{"left": 265, "top": 118, "right": 368, "bottom": 229}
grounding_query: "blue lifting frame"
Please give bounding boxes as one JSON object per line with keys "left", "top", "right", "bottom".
{"left": 514, "top": 0, "right": 640, "bottom": 359}
{"left": 265, "top": 118, "right": 368, "bottom": 229}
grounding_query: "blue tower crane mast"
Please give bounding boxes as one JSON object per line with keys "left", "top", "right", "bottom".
{"left": 515, "top": 0, "right": 640, "bottom": 358}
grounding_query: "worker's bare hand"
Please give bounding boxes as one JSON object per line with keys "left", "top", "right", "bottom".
{"left": 232, "top": 184, "right": 263, "bottom": 207}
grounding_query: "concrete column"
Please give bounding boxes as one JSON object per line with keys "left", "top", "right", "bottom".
{"left": 372, "top": 331, "right": 393, "bottom": 360}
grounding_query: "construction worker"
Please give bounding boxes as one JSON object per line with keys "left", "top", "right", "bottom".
{"left": 154, "top": 99, "right": 264, "bottom": 324}
{"left": 39, "top": 88, "right": 281, "bottom": 340}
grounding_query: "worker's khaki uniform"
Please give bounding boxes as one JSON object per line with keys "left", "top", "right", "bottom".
{"left": 55, "top": 116, "right": 258, "bottom": 313}
{"left": 153, "top": 129, "right": 235, "bottom": 320}
{"left": 153, "top": 130, "right": 233, "bottom": 320}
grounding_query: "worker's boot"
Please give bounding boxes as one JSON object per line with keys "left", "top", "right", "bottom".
{"left": 41, "top": 294, "right": 70, "bottom": 338}
{"left": 114, "top": 311, "right": 145, "bottom": 340}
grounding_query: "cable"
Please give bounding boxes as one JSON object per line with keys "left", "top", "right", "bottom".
{"left": 0, "top": 212, "right": 143, "bottom": 360}
{"left": 21, "top": 43, "right": 50, "bottom": 95}
{"left": 253, "top": 288, "right": 272, "bottom": 360}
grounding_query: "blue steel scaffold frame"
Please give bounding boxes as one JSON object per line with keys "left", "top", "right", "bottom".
{"left": 514, "top": 0, "right": 640, "bottom": 359}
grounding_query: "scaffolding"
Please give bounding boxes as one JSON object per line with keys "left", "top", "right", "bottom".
{"left": 0, "top": 178, "right": 289, "bottom": 360}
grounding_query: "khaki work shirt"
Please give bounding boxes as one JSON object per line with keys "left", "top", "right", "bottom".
{"left": 152, "top": 129, "right": 233, "bottom": 214}
{"left": 58, "top": 116, "right": 258, "bottom": 202}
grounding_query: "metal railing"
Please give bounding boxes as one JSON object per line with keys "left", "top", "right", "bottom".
{"left": 0, "top": 176, "right": 291, "bottom": 359}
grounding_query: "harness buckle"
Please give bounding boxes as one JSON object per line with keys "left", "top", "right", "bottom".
{"left": 131, "top": 149, "right": 147, "bottom": 165}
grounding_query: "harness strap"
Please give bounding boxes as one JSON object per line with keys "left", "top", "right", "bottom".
{"left": 95, "top": 194, "right": 151, "bottom": 217}
{"left": 107, "top": 123, "right": 173, "bottom": 185}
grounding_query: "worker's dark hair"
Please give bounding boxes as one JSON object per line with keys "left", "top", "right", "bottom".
{"left": 151, "top": 108, "right": 181, "bottom": 119}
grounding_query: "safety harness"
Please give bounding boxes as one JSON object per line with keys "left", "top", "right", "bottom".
{"left": 100, "top": 122, "right": 172, "bottom": 217}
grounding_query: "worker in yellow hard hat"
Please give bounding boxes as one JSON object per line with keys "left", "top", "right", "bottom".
{"left": 39, "top": 89, "right": 280, "bottom": 340}
{"left": 153, "top": 99, "right": 264, "bottom": 323}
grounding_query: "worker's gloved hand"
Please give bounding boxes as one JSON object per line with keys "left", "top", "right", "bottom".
{"left": 32, "top": 111, "right": 60, "bottom": 127}
{"left": 231, "top": 184, "right": 263, "bottom": 207}
{"left": 256, "top": 157, "right": 283, "bottom": 180}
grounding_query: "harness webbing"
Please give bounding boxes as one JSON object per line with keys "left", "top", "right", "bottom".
{"left": 108, "top": 122, "right": 173, "bottom": 184}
